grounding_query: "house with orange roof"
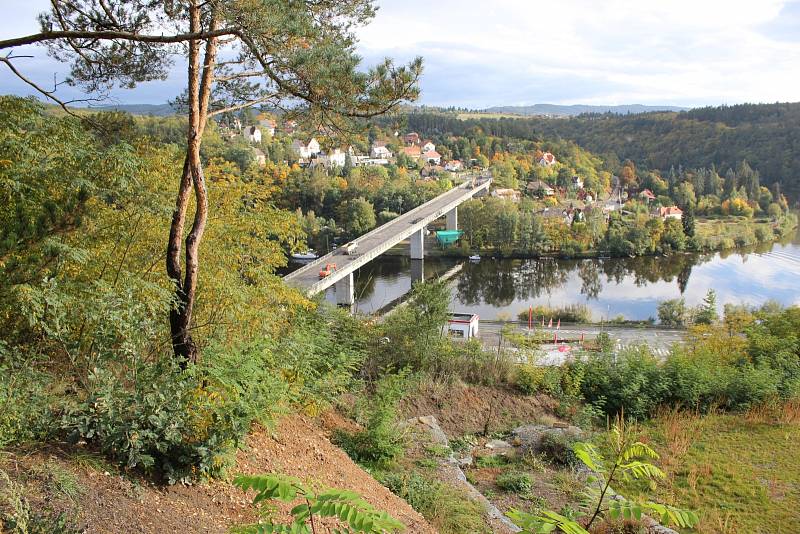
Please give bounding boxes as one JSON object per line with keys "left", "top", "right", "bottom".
{"left": 654, "top": 206, "right": 683, "bottom": 220}
{"left": 401, "top": 145, "right": 421, "bottom": 158}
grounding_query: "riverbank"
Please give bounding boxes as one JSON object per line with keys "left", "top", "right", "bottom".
{"left": 383, "top": 213, "right": 798, "bottom": 261}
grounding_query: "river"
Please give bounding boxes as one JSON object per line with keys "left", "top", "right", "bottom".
{"left": 294, "top": 230, "right": 800, "bottom": 321}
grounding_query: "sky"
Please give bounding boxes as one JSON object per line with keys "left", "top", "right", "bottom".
{"left": 2, "top": 0, "right": 800, "bottom": 108}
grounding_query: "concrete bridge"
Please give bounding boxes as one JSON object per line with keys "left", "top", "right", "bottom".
{"left": 284, "top": 176, "right": 492, "bottom": 304}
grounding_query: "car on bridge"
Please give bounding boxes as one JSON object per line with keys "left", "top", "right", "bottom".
{"left": 318, "top": 263, "right": 337, "bottom": 279}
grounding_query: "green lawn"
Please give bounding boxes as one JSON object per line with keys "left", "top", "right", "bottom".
{"left": 635, "top": 408, "right": 800, "bottom": 534}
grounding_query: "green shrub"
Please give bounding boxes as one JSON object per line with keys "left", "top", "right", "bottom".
{"left": 380, "top": 472, "right": 487, "bottom": 534}
{"left": 496, "top": 471, "right": 533, "bottom": 495}
{"left": 754, "top": 226, "right": 770, "bottom": 242}
{"left": 62, "top": 342, "right": 289, "bottom": 483}
{"left": 595, "top": 332, "right": 613, "bottom": 353}
{"left": 234, "top": 473, "right": 404, "bottom": 533}
{"left": 0, "top": 351, "right": 57, "bottom": 448}
{"left": 518, "top": 304, "right": 592, "bottom": 324}
{"left": 475, "top": 454, "right": 510, "bottom": 468}
{"left": 334, "top": 373, "right": 408, "bottom": 466}
{"left": 448, "top": 340, "right": 516, "bottom": 386}
{"left": 581, "top": 347, "right": 670, "bottom": 420}
{"left": 516, "top": 364, "right": 546, "bottom": 395}
{"left": 541, "top": 367, "right": 567, "bottom": 397}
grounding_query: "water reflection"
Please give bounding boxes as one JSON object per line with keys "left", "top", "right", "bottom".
{"left": 328, "top": 231, "right": 800, "bottom": 320}
{"left": 449, "top": 234, "right": 799, "bottom": 320}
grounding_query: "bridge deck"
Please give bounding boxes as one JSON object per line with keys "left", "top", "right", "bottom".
{"left": 284, "top": 177, "right": 492, "bottom": 296}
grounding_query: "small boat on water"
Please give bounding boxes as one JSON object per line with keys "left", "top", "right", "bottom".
{"left": 291, "top": 250, "right": 319, "bottom": 261}
{"left": 468, "top": 254, "right": 481, "bottom": 262}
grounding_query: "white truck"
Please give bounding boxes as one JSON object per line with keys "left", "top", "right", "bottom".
{"left": 342, "top": 242, "right": 359, "bottom": 255}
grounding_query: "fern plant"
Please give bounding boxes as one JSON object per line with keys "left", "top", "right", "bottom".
{"left": 233, "top": 473, "right": 405, "bottom": 533}
{"left": 508, "top": 418, "right": 699, "bottom": 533}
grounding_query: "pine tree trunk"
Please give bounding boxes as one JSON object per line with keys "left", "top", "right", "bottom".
{"left": 165, "top": 1, "right": 216, "bottom": 365}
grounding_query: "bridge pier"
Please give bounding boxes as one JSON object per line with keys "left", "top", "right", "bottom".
{"left": 334, "top": 272, "right": 355, "bottom": 306}
{"left": 409, "top": 228, "right": 424, "bottom": 260}
{"left": 446, "top": 207, "right": 458, "bottom": 231}
{"left": 410, "top": 258, "right": 424, "bottom": 284}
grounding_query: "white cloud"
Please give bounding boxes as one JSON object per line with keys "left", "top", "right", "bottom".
{"left": 1, "top": 1, "right": 799, "bottom": 106}
{"left": 358, "top": 0, "right": 800, "bottom": 107}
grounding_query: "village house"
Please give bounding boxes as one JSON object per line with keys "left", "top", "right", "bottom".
{"left": 422, "top": 150, "right": 441, "bottom": 165}
{"left": 539, "top": 152, "right": 557, "bottom": 166}
{"left": 291, "top": 138, "right": 321, "bottom": 159}
{"left": 355, "top": 157, "right": 390, "bottom": 167}
{"left": 258, "top": 117, "right": 277, "bottom": 136}
{"left": 401, "top": 145, "right": 421, "bottom": 158}
{"left": 572, "top": 175, "right": 584, "bottom": 189}
{"left": 313, "top": 147, "right": 347, "bottom": 168}
{"left": 444, "top": 160, "right": 463, "bottom": 172}
{"left": 403, "top": 132, "right": 421, "bottom": 145}
{"left": 639, "top": 189, "right": 657, "bottom": 202}
{"left": 370, "top": 141, "right": 393, "bottom": 159}
{"left": 422, "top": 140, "right": 436, "bottom": 152}
{"left": 655, "top": 206, "right": 683, "bottom": 220}
{"left": 491, "top": 188, "right": 521, "bottom": 202}
{"left": 245, "top": 126, "right": 262, "bottom": 144}
{"left": 527, "top": 180, "right": 556, "bottom": 196}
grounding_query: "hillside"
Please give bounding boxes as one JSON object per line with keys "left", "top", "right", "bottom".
{"left": 0, "top": 415, "right": 435, "bottom": 534}
{"left": 77, "top": 103, "right": 178, "bottom": 116}
{"left": 403, "top": 102, "right": 800, "bottom": 200}
{"left": 481, "top": 103, "right": 689, "bottom": 116}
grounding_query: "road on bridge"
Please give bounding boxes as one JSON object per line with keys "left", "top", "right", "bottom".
{"left": 284, "top": 177, "right": 491, "bottom": 298}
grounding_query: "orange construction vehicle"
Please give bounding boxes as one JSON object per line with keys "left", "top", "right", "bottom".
{"left": 319, "top": 262, "right": 337, "bottom": 278}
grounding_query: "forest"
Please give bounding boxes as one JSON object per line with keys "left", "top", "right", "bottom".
{"left": 400, "top": 103, "right": 800, "bottom": 201}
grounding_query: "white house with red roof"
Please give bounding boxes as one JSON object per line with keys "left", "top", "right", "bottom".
{"left": 422, "top": 140, "right": 436, "bottom": 152}
{"left": 655, "top": 206, "right": 683, "bottom": 220}
{"left": 422, "top": 150, "right": 441, "bottom": 165}
{"left": 444, "top": 160, "right": 463, "bottom": 172}
{"left": 539, "top": 152, "right": 557, "bottom": 166}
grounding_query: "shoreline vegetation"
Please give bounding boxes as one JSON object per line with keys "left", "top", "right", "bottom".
{"left": 384, "top": 212, "right": 798, "bottom": 261}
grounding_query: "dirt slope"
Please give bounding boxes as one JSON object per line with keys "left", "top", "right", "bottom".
{"left": 401, "top": 383, "right": 556, "bottom": 436}
{"left": 1, "top": 415, "right": 435, "bottom": 534}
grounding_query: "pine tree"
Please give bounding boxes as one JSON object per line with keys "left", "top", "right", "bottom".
{"left": 682, "top": 204, "right": 696, "bottom": 238}
{"left": 695, "top": 289, "right": 719, "bottom": 324}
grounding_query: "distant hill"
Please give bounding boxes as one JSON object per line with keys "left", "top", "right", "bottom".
{"left": 80, "top": 103, "right": 178, "bottom": 116}
{"left": 481, "top": 103, "right": 689, "bottom": 116}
